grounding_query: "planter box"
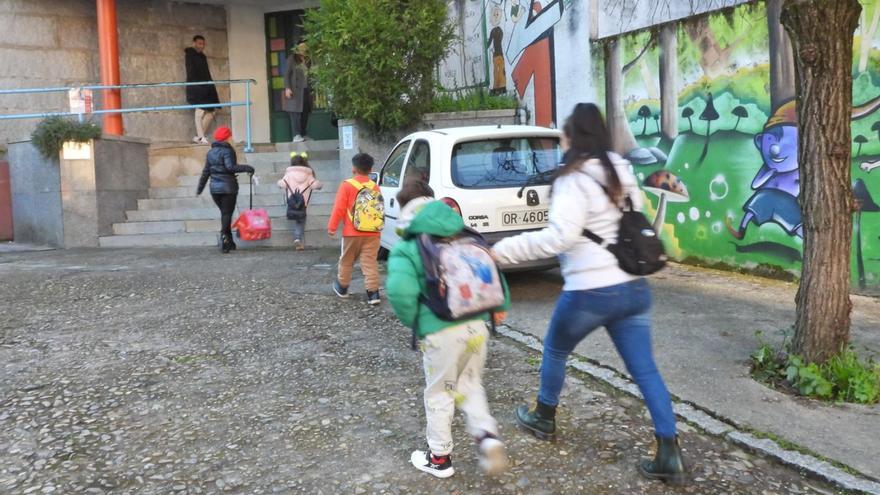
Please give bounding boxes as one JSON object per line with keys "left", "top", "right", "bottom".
{"left": 337, "top": 109, "right": 519, "bottom": 176}
{"left": 8, "top": 135, "right": 150, "bottom": 248}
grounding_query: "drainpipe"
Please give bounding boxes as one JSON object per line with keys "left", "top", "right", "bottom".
{"left": 97, "top": 0, "right": 124, "bottom": 135}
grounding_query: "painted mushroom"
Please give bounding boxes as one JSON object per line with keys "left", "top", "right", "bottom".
{"left": 853, "top": 179, "right": 879, "bottom": 289}
{"left": 643, "top": 170, "right": 690, "bottom": 233}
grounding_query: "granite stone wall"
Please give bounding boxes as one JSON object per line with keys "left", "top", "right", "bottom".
{"left": 0, "top": 0, "right": 230, "bottom": 146}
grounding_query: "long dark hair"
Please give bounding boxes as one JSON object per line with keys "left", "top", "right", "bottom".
{"left": 557, "top": 103, "right": 623, "bottom": 205}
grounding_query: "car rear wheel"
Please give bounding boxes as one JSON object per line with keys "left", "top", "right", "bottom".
{"left": 377, "top": 246, "right": 390, "bottom": 261}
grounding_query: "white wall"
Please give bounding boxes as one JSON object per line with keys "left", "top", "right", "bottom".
{"left": 227, "top": 3, "right": 270, "bottom": 144}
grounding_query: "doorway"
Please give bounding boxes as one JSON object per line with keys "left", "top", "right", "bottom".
{"left": 264, "top": 10, "right": 337, "bottom": 143}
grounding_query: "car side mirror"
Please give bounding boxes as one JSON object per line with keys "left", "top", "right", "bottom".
{"left": 369, "top": 172, "right": 379, "bottom": 183}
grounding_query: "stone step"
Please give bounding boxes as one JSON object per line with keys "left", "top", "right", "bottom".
{"left": 246, "top": 150, "right": 339, "bottom": 166}
{"left": 100, "top": 228, "right": 337, "bottom": 249}
{"left": 274, "top": 139, "right": 340, "bottom": 153}
{"left": 243, "top": 158, "right": 341, "bottom": 174}
{"left": 136, "top": 190, "right": 336, "bottom": 211}
{"left": 149, "top": 181, "right": 340, "bottom": 199}
{"left": 126, "top": 203, "right": 334, "bottom": 222}
{"left": 113, "top": 214, "right": 332, "bottom": 236}
{"left": 176, "top": 170, "right": 343, "bottom": 187}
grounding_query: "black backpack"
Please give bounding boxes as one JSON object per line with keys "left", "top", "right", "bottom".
{"left": 583, "top": 192, "right": 667, "bottom": 276}
{"left": 284, "top": 181, "right": 312, "bottom": 221}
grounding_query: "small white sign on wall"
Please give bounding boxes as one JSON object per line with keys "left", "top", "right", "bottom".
{"left": 341, "top": 125, "right": 354, "bottom": 150}
{"left": 62, "top": 141, "right": 92, "bottom": 160}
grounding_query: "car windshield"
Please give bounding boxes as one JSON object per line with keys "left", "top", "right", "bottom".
{"left": 451, "top": 137, "right": 563, "bottom": 189}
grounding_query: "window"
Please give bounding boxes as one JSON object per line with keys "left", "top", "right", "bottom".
{"left": 379, "top": 141, "right": 410, "bottom": 187}
{"left": 403, "top": 140, "right": 431, "bottom": 184}
{"left": 451, "top": 137, "right": 562, "bottom": 189}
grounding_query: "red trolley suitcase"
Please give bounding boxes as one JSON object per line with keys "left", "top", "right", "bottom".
{"left": 233, "top": 174, "right": 272, "bottom": 241}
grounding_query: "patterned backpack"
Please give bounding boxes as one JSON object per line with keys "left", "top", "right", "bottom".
{"left": 415, "top": 228, "right": 505, "bottom": 347}
{"left": 346, "top": 179, "right": 385, "bottom": 233}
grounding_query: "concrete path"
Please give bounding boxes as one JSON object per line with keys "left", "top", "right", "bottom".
{"left": 0, "top": 247, "right": 856, "bottom": 494}
{"left": 504, "top": 264, "right": 880, "bottom": 480}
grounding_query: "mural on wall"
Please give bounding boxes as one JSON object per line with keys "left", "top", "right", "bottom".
{"left": 591, "top": 0, "right": 880, "bottom": 292}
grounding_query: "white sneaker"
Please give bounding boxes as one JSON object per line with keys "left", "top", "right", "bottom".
{"left": 292, "top": 135, "right": 305, "bottom": 143}
{"left": 410, "top": 450, "right": 454, "bottom": 479}
{"left": 478, "top": 437, "right": 508, "bottom": 476}
{"left": 198, "top": 137, "right": 209, "bottom": 145}
{"left": 192, "top": 136, "right": 201, "bottom": 143}
{"left": 293, "top": 239, "right": 304, "bottom": 251}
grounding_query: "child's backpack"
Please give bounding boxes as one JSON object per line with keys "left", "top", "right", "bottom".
{"left": 416, "top": 228, "right": 505, "bottom": 340}
{"left": 284, "top": 180, "right": 313, "bottom": 221}
{"left": 346, "top": 179, "right": 385, "bottom": 232}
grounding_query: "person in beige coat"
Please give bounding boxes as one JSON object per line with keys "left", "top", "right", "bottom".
{"left": 283, "top": 43, "right": 310, "bottom": 143}
{"left": 277, "top": 152, "right": 323, "bottom": 250}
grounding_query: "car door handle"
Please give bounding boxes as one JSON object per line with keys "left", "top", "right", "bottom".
{"left": 390, "top": 198, "right": 395, "bottom": 208}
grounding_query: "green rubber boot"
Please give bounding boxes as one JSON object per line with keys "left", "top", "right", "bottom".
{"left": 514, "top": 402, "right": 556, "bottom": 441}
{"left": 638, "top": 435, "right": 687, "bottom": 485}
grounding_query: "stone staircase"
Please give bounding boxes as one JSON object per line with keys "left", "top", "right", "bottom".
{"left": 99, "top": 140, "right": 342, "bottom": 249}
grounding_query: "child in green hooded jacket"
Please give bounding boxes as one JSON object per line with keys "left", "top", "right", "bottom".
{"left": 386, "top": 180, "right": 511, "bottom": 479}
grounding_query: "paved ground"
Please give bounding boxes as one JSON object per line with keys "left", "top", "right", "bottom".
{"left": 0, "top": 247, "right": 864, "bottom": 494}
{"left": 504, "top": 265, "right": 880, "bottom": 479}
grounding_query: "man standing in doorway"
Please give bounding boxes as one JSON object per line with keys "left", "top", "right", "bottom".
{"left": 185, "top": 35, "right": 220, "bottom": 144}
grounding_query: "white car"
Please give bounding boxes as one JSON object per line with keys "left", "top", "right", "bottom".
{"left": 374, "top": 125, "right": 563, "bottom": 270}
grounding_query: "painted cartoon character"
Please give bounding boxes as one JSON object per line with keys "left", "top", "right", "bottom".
{"left": 727, "top": 100, "right": 803, "bottom": 239}
{"left": 487, "top": 3, "right": 507, "bottom": 95}
{"left": 503, "top": 0, "right": 564, "bottom": 127}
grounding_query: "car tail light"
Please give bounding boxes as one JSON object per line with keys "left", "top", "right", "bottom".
{"left": 440, "top": 197, "right": 462, "bottom": 216}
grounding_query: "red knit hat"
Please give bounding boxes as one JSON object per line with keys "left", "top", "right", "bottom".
{"left": 214, "top": 126, "right": 232, "bottom": 142}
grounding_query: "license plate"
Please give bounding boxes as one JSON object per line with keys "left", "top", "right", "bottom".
{"left": 501, "top": 209, "right": 549, "bottom": 227}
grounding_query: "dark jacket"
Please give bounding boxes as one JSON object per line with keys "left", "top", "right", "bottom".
{"left": 282, "top": 53, "right": 308, "bottom": 113}
{"left": 184, "top": 47, "right": 220, "bottom": 107}
{"left": 196, "top": 142, "right": 255, "bottom": 196}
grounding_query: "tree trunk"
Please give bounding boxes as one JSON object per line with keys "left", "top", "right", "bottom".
{"left": 659, "top": 24, "right": 678, "bottom": 141}
{"left": 782, "top": 0, "right": 862, "bottom": 364}
{"left": 604, "top": 39, "right": 638, "bottom": 154}
{"left": 767, "top": 0, "right": 797, "bottom": 109}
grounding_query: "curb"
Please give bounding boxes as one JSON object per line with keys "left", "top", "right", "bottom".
{"left": 496, "top": 325, "right": 880, "bottom": 495}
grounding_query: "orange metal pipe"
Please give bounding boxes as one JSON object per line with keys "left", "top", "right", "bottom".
{"left": 96, "top": 0, "right": 123, "bottom": 135}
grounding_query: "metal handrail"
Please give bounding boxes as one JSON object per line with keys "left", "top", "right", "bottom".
{"left": 0, "top": 79, "right": 257, "bottom": 152}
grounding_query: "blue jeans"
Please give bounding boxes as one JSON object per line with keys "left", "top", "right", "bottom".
{"left": 291, "top": 218, "right": 306, "bottom": 242}
{"left": 538, "top": 279, "right": 677, "bottom": 438}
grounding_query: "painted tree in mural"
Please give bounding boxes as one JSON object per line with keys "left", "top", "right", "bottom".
{"left": 658, "top": 24, "right": 678, "bottom": 141}
{"left": 767, "top": 0, "right": 797, "bottom": 109}
{"left": 604, "top": 35, "right": 655, "bottom": 159}
{"left": 781, "top": 0, "right": 862, "bottom": 364}
{"left": 858, "top": 0, "right": 880, "bottom": 73}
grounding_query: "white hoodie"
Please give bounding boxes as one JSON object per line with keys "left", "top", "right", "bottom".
{"left": 492, "top": 153, "right": 642, "bottom": 291}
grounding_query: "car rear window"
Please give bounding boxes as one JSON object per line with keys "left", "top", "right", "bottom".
{"left": 451, "top": 137, "right": 563, "bottom": 189}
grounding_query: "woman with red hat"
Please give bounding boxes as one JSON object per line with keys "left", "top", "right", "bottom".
{"left": 196, "top": 126, "right": 255, "bottom": 253}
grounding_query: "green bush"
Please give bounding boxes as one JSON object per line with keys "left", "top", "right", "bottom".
{"left": 431, "top": 88, "right": 518, "bottom": 113}
{"left": 751, "top": 332, "right": 880, "bottom": 404}
{"left": 305, "top": 0, "right": 455, "bottom": 138}
{"left": 31, "top": 116, "right": 101, "bottom": 159}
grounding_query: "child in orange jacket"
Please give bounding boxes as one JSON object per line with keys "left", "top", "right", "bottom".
{"left": 327, "top": 153, "right": 383, "bottom": 305}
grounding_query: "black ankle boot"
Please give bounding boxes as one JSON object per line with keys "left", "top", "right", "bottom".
{"left": 639, "top": 435, "right": 687, "bottom": 485}
{"left": 220, "top": 234, "right": 233, "bottom": 254}
{"left": 515, "top": 402, "right": 556, "bottom": 441}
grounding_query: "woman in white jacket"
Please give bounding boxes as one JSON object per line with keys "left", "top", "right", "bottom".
{"left": 492, "top": 103, "right": 686, "bottom": 484}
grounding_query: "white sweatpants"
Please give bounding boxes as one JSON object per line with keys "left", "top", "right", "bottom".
{"left": 195, "top": 108, "right": 215, "bottom": 139}
{"left": 421, "top": 320, "right": 498, "bottom": 456}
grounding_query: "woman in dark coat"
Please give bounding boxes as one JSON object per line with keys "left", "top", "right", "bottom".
{"left": 283, "top": 43, "right": 310, "bottom": 143}
{"left": 185, "top": 35, "right": 220, "bottom": 144}
{"left": 196, "top": 127, "right": 255, "bottom": 253}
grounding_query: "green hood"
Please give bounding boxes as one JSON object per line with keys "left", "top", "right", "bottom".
{"left": 402, "top": 200, "right": 464, "bottom": 238}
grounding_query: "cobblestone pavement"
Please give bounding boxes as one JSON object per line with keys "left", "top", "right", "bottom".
{"left": 0, "top": 248, "right": 855, "bottom": 494}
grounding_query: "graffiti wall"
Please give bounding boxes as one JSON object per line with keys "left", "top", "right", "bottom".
{"left": 438, "top": 0, "right": 591, "bottom": 127}
{"left": 591, "top": 0, "right": 880, "bottom": 292}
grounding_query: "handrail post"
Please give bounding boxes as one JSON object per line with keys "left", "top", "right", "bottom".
{"left": 244, "top": 80, "right": 253, "bottom": 153}
{"left": 96, "top": 0, "right": 124, "bottom": 135}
